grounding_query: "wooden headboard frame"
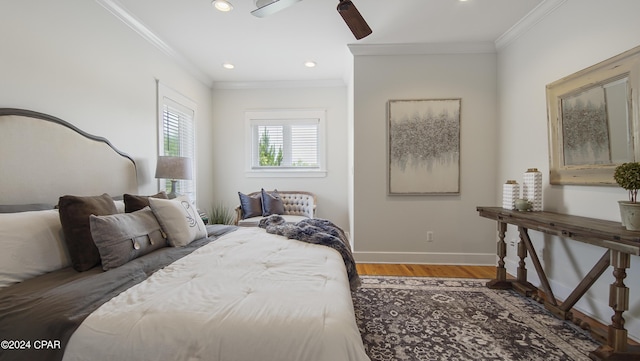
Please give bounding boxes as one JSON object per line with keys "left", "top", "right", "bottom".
{"left": 0, "top": 108, "right": 138, "bottom": 205}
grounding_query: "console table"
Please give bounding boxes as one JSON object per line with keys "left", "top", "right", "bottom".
{"left": 477, "top": 206, "right": 640, "bottom": 361}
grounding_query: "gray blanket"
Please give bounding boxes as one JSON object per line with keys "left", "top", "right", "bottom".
{"left": 0, "top": 225, "right": 237, "bottom": 361}
{"left": 259, "top": 215, "right": 361, "bottom": 291}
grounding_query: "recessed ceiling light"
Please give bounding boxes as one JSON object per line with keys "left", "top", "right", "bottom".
{"left": 222, "top": 62, "right": 235, "bottom": 69}
{"left": 304, "top": 61, "right": 317, "bottom": 68}
{"left": 212, "top": 0, "right": 233, "bottom": 12}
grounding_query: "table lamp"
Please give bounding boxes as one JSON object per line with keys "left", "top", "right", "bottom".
{"left": 155, "top": 156, "right": 192, "bottom": 198}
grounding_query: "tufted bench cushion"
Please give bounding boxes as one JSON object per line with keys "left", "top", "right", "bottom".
{"left": 235, "top": 191, "right": 316, "bottom": 226}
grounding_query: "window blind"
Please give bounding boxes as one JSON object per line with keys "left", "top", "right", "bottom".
{"left": 161, "top": 96, "right": 195, "bottom": 199}
{"left": 245, "top": 109, "right": 326, "bottom": 177}
{"left": 252, "top": 121, "right": 319, "bottom": 169}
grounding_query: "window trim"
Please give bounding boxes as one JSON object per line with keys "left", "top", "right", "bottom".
{"left": 157, "top": 81, "right": 198, "bottom": 199}
{"left": 245, "top": 109, "right": 327, "bottom": 178}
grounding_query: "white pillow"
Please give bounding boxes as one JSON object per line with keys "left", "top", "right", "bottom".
{"left": 0, "top": 209, "right": 71, "bottom": 289}
{"left": 148, "top": 196, "right": 207, "bottom": 247}
{"left": 113, "top": 200, "right": 126, "bottom": 213}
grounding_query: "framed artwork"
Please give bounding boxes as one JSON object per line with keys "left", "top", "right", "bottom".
{"left": 388, "top": 98, "right": 461, "bottom": 195}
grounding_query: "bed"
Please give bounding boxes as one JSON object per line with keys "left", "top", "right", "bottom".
{"left": 0, "top": 109, "right": 369, "bottom": 361}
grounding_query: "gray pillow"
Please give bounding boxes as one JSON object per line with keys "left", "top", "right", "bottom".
{"left": 261, "top": 189, "right": 285, "bottom": 216}
{"left": 238, "top": 192, "right": 262, "bottom": 219}
{"left": 89, "top": 207, "right": 167, "bottom": 270}
{"left": 59, "top": 193, "right": 118, "bottom": 272}
{"left": 123, "top": 191, "right": 168, "bottom": 213}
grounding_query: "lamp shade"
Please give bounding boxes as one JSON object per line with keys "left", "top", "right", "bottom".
{"left": 155, "top": 156, "right": 192, "bottom": 180}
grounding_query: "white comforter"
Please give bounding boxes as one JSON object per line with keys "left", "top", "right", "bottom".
{"left": 62, "top": 227, "right": 370, "bottom": 361}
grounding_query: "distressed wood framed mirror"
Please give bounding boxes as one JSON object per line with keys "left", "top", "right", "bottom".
{"left": 547, "top": 45, "right": 640, "bottom": 185}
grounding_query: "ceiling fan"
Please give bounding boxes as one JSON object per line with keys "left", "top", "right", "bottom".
{"left": 251, "top": 0, "right": 372, "bottom": 40}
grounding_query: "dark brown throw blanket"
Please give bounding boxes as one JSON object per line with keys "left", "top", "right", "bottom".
{"left": 259, "top": 215, "right": 361, "bottom": 291}
{"left": 0, "top": 225, "right": 237, "bottom": 361}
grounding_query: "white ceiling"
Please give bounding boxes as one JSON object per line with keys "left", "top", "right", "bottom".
{"left": 106, "top": 0, "right": 544, "bottom": 85}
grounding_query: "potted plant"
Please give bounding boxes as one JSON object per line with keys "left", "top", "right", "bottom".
{"left": 614, "top": 162, "right": 640, "bottom": 230}
{"left": 208, "top": 202, "right": 236, "bottom": 225}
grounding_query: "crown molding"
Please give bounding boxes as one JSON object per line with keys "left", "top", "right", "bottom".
{"left": 348, "top": 41, "right": 497, "bottom": 56}
{"left": 212, "top": 79, "right": 346, "bottom": 90}
{"left": 95, "top": 0, "right": 212, "bottom": 86}
{"left": 495, "top": 0, "right": 567, "bottom": 51}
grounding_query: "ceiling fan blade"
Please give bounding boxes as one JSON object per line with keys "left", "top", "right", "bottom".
{"left": 251, "top": 0, "right": 302, "bottom": 18}
{"left": 337, "top": 0, "right": 372, "bottom": 40}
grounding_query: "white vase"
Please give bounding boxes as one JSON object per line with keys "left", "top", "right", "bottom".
{"left": 618, "top": 200, "right": 640, "bottom": 230}
{"left": 502, "top": 180, "right": 519, "bottom": 210}
{"left": 523, "top": 168, "right": 542, "bottom": 211}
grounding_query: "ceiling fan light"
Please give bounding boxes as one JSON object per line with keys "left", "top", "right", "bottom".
{"left": 212, "top": 0, "right": 233, "bottom": 12}
{"left": 255, "top": 0, "right": 275, "bottom": 7}
{"left": 337, "top": 0, "right": 372, "bottom": 40}
{"left": 251, "top": 0, "right": 302, "bottom": 18}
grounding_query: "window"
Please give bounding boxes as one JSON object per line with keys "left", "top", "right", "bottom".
{"left": 157, "top": 82, "right": 197, "bottom": 200}
{"left": 245, "top": 109, "right": 326, "bottom": 177}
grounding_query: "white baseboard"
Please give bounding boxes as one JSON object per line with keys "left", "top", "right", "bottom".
{"left": 353, "top": 251, "right": 496, "bottom": 265}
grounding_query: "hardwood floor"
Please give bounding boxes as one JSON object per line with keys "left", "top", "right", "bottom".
{"left": 356, "top": 263, "right": 638, "bottom": 346}
{"left": 356, "top": 263, "right": 495, "bottom": 278}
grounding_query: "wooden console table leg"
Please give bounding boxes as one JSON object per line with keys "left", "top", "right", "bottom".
{"left": 548, "top": 251, "right": 610, "bottom": 323}
{"left": 512, "top": 227, "right": 538, "bottom": 297}
{"left": 487, "top": 221, "right": 512, "bottom": 290}
{"left": 517, "top": 231, "right": 527, "bottom": 282}
{"left": 590, "top": 250, "right": 640, "bottom": 361}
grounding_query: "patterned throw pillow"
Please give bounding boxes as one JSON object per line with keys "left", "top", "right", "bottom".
{"left": 148, "top": 196, "right": 207, "bottom": 247}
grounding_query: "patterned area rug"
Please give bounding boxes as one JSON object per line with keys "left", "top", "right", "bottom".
{"left": 352, "top": 276, "right": 600, "bottom": 361}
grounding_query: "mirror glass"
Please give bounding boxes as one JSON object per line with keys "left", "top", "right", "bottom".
{"left": 560, "top": 76, "right": 630, "bottom": 166}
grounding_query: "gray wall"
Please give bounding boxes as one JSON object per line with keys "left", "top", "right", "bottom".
{"left": 351, "top": 50, "right": 499, "bottom": 263}
{"left": 497, "top": 0, "right": 640, "bottom": 340}
{"left": 210, "top": 85, "right": 350, "bottom": 230}
{"left": 0, "top": 0, "right": 214, "bottom": 209}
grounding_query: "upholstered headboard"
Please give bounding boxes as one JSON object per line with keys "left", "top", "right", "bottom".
{"left": 0, "top": 108, "right": 138, "bottom": 205}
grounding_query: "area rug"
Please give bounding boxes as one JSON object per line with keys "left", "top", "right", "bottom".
{"left": 352, "top": 276, "right": 600, "bottom": 361}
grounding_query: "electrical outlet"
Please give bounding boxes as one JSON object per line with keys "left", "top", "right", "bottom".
{"left": 426, "top": 231, "right": 434, "bottom": 242}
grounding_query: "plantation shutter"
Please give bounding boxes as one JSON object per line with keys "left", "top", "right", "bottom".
{"left": 290, "top": 124, "right": 318, "bottom": 167}
{"left": 251, "top": 119, "right": 319, "bottom": 169}
{"left": 161, "top": 96, "right": 195, "bottom": 199}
